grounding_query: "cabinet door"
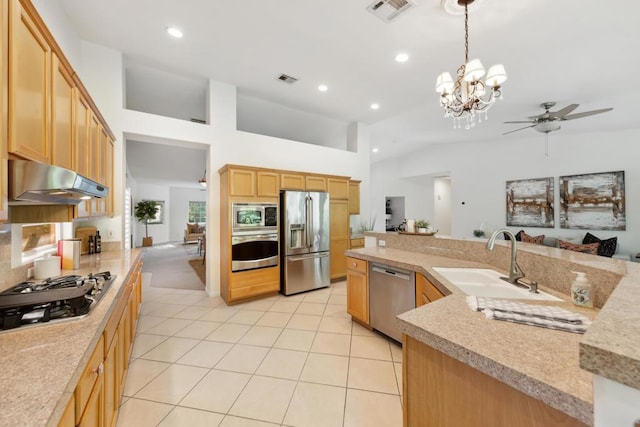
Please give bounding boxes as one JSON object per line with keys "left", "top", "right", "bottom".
{"left": 416, "top": 274, "right": 444, "bottom": 307}
{"left": 229, "top": 168, "right": 256, "bottom": 197}
{"left": 88, "top": 113, "right": 100, "bottom": 182}
{"left": 91, "top": 125, "right": 106, "bottom": 217}
{"left": 105, "top": 138, "right": 114, "bottom": 217}
{"left": 327, "top": 178, "right": 349, "bottom": 200}
{"left": 74, "top": 92, "right": 91, "bottom": 218}
{"left": 348, "top": 181, "right": 360, "bottom": 215}
{"left": 347, "top": 269, "right": 369, "bottom": 324}
{"left": 280, "top": 173, "right": 305, "bottom": 190}
{"left": 257, "top": 171, "right": 279, "bottom": 197}
{"left": 75, "top": 335, "right": 104, "bottom": 421}
{"left": 103, "top": 335, "right": 118, "bottom": 427}
{"left": 0, "top": 0, "right": 6, "bottom": 222}
{"left": 8, "top": 0, "right": 51, "bottom": 163}
{"left": 329, "top": 200, "right": 349, "bottom": 279}
{"left": 57, "top": 396, "right": 75, "bottom": 427}
{"left": 51, "top": 53, "right": 74, "bottom": 170}
{"left": 77, "top": 374, "right": 104, "bottom": 427}
{"left": 305, "top": 175, "right": 327, "bottom": 191}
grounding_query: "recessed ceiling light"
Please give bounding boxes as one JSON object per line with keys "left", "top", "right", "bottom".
{"left": 167, "top": 27, "right": 183, "bottom": 38}
{"left": 370, "top": 103, "right": 380, "bottom": 110}
{"left": 395, "top": 53, "right": 409, "bottom": 63}
{"left": 372, "top": 148, "right": 379, "bottom": 153}
{"left": 318, "top": 84, "right": 328, "bottom": 92}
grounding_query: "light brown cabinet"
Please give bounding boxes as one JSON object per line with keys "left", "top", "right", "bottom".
{"left": 403, "top": 336, "right": 586, "bottom": 427}
{"left": 346, "top": 257, "right": 369, "bottom": 324}
{"left": 305, "top": 175, "right": 326, "bottom": 191}
{"left": 57, "top": 397, "right": 75, "bottom": 427}
{"left": 257, "top": 171, "right": 279, "bottom": 197}
{"left": 75, "top": 334, "right": 104, "bottom": 422}
{"left": 229, "top": 168, "right": 256, "bottom": 197}
{"left": 327, "top": 178, "right": 349, "bottom": 200}
{"left": 0, "top": 0, "right": 6, "bottom": 222}
{"left": 350, "top": 237, "right": 364, "bottom": 249}
{"left": 280, "top": 172, "right": 305, "bottom": 190}
{"left": 51, "top": 52, "right": 74, "bottom": 170}
{"left": 105, "top": 137, "right": 114, "bottom": 217}
{"left": 415, "top": 274, "right": 445, "bottom": 307}
{"left": 330, "top": 200, "right": 349, "bottom": 280}
{"left": 8, "top": 0, "right": 51, "bottom": 163}
{"left": 348, "top": 180, "right": 360, "bottom": 215}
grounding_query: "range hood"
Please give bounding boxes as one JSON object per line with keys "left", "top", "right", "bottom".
{"left": 9, "top": 159, "right": 108, "bottom": 205}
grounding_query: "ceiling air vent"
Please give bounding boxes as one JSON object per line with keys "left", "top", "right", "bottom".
{"left": 277, "top": 74, "right": 298, "bottom": 84}
{"left": 367, "top": 0, "right": 414, "bottom": 23}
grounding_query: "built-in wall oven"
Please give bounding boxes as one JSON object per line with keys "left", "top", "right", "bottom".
{"left": 231, "top": 202, "right": 279, "bottom": 272}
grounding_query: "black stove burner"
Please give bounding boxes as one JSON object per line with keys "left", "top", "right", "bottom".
{"left": 0, "top": 271, "right": 115, "bottom": 331}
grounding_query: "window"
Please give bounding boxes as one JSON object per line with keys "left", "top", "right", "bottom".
{"left": 188, "top": 201, "right": 206, "bottom": 223}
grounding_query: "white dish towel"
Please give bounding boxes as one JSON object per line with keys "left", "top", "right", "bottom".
{"left": 467, "top": 296, "right": 591, "bottom": 334}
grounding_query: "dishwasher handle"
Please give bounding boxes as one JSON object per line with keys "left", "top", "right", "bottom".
{"left": 371, "top": 265, "right": 411, "bottom": 281}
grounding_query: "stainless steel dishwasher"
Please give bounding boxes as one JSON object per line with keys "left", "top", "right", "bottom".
{"left": 369, "top": 264, "right": 415, "bottom": 343}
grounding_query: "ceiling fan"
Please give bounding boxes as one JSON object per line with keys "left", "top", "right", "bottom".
{"left": 503, "top": 102, "right": 613, "bottom": 136}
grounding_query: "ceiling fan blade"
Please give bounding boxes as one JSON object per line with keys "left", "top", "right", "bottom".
{"left": 504, "top": 120, "right": 534, "bottom": 124}
{"left": 502, "top": 125, "right": 535, "bottom": 135}
{"left": 551, "top": 104, "right": 579, "bottom": 118}
{"left": 562, "top": 108, "right": 613, "bottom": 120}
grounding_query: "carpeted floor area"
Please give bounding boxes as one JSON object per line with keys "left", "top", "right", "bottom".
{"left": 142, "top": 242, "right": 205, "bottom": 290}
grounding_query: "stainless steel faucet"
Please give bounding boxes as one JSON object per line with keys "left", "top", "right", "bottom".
{"left": 486, "top": 229, "right": 524, "bottom": 284}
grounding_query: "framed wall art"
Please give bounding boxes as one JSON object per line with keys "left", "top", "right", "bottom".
{"left": 146, "top": 200, "right": 165, "bottom": 224}
{"left": 559, "top": 171, "right": 625, "bottom": 230}
{"left": 506, "top": 177, "right": 554, "bottom": 227}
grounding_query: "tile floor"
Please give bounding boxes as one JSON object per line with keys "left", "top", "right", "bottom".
{"left": 117, "top": 275, "right": 403, "bottom": 427}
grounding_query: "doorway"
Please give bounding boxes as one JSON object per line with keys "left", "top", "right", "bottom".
{"left": 385, "top": 197, "right": 405, "bottom": 231}
{"left": 434, "top": 177, "right": 451, "bottom": 235}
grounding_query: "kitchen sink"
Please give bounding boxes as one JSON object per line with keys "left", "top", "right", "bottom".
{"left": 432, "top": 267, "right": 562, "bottom": 301}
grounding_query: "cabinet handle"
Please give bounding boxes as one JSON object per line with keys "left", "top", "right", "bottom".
{"left": 94, "top": 363, "right": 104, "bottom": 376}
{"left": 352, "top": 262, "right": 357, "bottom": 267}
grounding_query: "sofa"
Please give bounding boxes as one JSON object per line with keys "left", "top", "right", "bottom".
{"left": 184, "top": 223, "right": 205, "bottom": 244}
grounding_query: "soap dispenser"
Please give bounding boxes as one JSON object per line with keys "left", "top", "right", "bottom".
{"left": 571, "top": 271, "right": 593, "bottom": 308}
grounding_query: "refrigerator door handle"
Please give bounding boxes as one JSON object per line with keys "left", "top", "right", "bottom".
{"left": 288, "top": 252, "right": 330, "bottom": 262}
{"left": 307, "top": 195, "right": 313, "bottom": 248}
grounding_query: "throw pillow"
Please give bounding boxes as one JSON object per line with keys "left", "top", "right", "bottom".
{"left": 503, "top": 230, "right": 523, "bottom": 241}
{"left": 187, "top": 223, "right": 197, "bottom": 233}
{"left": 582, "top": 232, "right": 617, "bottom": 258}
{"left": 558, "top": 240, "right": 599, "bottom": 255}
{"left": 520, "top": 231, "right": 545, "bottom": 245}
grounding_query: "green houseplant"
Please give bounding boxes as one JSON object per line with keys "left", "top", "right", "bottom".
{"left": 415, "top": 219, "right": 430, "bottom": 233}
{"left": 134, "top": 200, "right": 158, "bottom": 247}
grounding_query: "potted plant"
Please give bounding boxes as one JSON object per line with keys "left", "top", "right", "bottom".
{"left": 134, "top": 200, "right": 158, "bottom": 247}
{"left": 415, "top": 219, "right": 430, "bottom": 233}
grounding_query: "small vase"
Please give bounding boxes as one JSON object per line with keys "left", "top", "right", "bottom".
{"left": 418, "top": 228, "right": 427, "bottom": 233}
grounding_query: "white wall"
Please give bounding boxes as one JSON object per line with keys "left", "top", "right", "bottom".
{"left": 169, "top": 187, "right": 207, "bottom": 242}
{"left": 371, "top": 131, "right": 640, "bottom": 254}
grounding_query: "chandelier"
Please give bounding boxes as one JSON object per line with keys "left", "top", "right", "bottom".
{"left": 435, "top": 0, "right": 507, "bottom": 129}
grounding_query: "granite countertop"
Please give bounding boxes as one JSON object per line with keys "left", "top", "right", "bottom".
{"left": 0, "top": 248, "right": 142, "bottom": 427}
{"left": 345, "top": 246, "right": 597, "bottom": 425}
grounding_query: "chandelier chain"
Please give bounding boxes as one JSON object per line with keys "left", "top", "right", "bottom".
{"left": 464, "top": 3, "right": 469, "bottom": 64}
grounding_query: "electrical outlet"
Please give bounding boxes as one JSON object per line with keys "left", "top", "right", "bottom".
{"left": 378, "top": 240, "right": 386, "bottom": 247}
{"left": 108, "top": 229, "right": 113, "bottom": 238}
{"left": 27, "top": 267, "right": 34, "bottom": 279}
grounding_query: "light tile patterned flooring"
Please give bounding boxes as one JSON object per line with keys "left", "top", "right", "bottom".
{"left": 117, "top": 276, "right": 403, "bottom": 427}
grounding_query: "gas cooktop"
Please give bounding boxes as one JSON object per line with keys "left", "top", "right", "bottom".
{"left": 0, "top": 271, "right": 116, "bottom": 331}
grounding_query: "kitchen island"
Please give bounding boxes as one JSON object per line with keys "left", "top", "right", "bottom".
{"left": 0, "top": 248, "right": 142, "bottom": 427}
{"left": 345, "top": 232, "right": 639, "bottom": 426}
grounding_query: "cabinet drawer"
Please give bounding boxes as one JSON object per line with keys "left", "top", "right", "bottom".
{"left": 346, "top": 257, "right": 367, "bottom": 274}
{"left": 75, "top": 334, "right": 104, "bottom": 421}
{"left": 350, "top": 238, "right": 364, "bottom": 249}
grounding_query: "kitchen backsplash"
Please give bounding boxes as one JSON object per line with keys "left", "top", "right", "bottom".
{"left": 0, "top": 230, "right": 30, "bottom": 293}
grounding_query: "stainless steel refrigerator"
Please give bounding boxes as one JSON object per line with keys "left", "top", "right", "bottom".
{"left": 281, "top": 190, "right": 330, "bottom": 295}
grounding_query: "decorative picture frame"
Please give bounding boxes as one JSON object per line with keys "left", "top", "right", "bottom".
{"left": 506, "top": 177, "right": 554, "bottom": 228}
{"left": 146, "top": 200, "right": 165, "bottom": 224}
{"left": 559, "top": 171, "right": 625, "bottom": 230}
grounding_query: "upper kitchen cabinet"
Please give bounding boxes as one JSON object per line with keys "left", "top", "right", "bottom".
{"left": 349, "top": 180, "right": 360, "bottom": 215}
{"left": 51, "top": 52, "right": 74, "bottom": 170}
{"left": 8, "top": 0, "right": 51, "bottom": 163}
{"left": 327, "top": 178, "right": 349, "bottom": 200}
{"left": 229, "top": 167, "right": 256, "bottom": 197}
{"left": 305, "top": 175, "right": 326, "bottom": 192}
{"left": 74, "top": 90, "right": 90, "bottom": 177}
{"left": 280, "top": 173, "right": 305, "bottom": 190}
{"left": 105, "top": 137, "right": 114, "bottom": 217}
{"left": 256, "top": 171, "right": 279, "bottom": 197}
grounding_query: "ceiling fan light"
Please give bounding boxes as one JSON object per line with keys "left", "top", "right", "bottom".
{"left": 436, "top": 72, "right": 454, "bottom": 94}
{"left": 486, "top": 64, "right": 507, "bottom": 87}
{"left": 534, "top": 121, "right": 561, "bottom": 133}
{"left": 463, "top": 59, "right": 485, "bottom": 82}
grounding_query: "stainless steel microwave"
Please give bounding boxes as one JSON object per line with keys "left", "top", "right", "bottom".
{"left": 232, "top": 202, "right": 278, "bottom": 234}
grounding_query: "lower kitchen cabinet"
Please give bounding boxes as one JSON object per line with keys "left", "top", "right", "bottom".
{"left": 330, "top": 200, "right": 349, "bottom": 280}
{"left": 75, "top": 335, "right": 104, "bottom": 422}
{"left": 77, "top": 374, "right": 104, "bottom": 427}
{"left": 402, "top": 335, "right": 587, "bottom": 427}
{"left": 57, "top": 397, "right": 75, "bottom": 427}
{"left": 346, "top": 257, "right": 369, "bottom": 325}
{"left": 416, "top": 273, "right": 445, "bottom": 307}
